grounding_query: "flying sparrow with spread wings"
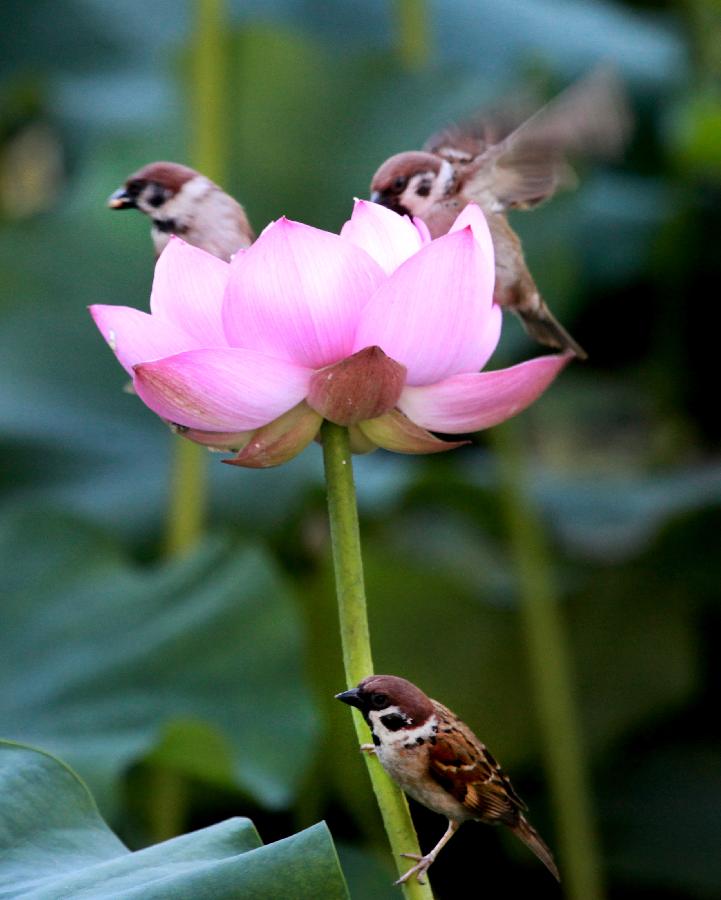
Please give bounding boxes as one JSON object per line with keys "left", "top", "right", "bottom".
{"left": 337, "top": 674, "right": 559, "bottom": 886}
{"left": 108, "top": 161, "right": 254, "bottom": 261}
{"left": 370, "top": 68, "right": 631, "bottom": 358}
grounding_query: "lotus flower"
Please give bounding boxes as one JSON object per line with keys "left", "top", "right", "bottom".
{"left": 90, "top": 201, "right": 569, "bottom": 467}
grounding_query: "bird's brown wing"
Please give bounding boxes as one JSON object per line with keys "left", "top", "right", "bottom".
{"left": 428, "top": 701, "right": 527, "bottom": 822}
{"left": 465, "top": 66, "right": 631, "bottom": 211}
{"left": 423, "top": 91, "right": 538, "bottom": 163}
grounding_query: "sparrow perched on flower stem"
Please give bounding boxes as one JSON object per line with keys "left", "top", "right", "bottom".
{"left": 108, "top": 161, "right": 254, "bottom": 261}
{"left": 336, "top": 674, "right": 559, "bottom": 886}
{"left": 370, "top": 68, "right": 632, "bottom": 359}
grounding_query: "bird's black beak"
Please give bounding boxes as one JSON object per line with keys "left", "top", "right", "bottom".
{"left": 370, "top": 190, "right": 401, "bottom": 213}
{"left": 335, "top": 687, "right": 364, "bottom": 709}
{"left": 107, "top": 187, "right": 135, "bottom": 210}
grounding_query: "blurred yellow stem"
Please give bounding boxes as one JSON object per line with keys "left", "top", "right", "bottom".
{"left": 156, "top": 0, "right": 229, "bottom": 841}
{"left": 190, "top": 0, "right": 227, "bottom": 182}
{"left": 146, "top": 765, "right": 189, "bottom": 843}
{"left": 321, "top": 421, "right": 434, "bottom": 900}
{"left": 164, "top": 0, "right": 227, "bottom": 557}
{"left": 395, "top": 0, "right": 431, "bottom": 70}
{"left": 491, "top": 421, "right": 605, "bottom": 900}
{"left": 165, "top": 440, "right": 208, "bottom": 557}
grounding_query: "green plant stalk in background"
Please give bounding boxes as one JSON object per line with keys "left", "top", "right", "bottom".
{"left": 165, "top": 439, "right": 208, "bottom": 557}
{"left": 164, "top": 0, "right": 227, "bottom": 557}
{"left": 396, "top": 0, "right": 431, "bottom": 71}
{"left": 150, "top": 0, "right": 227, "bottom": 841}
{"left": 492, "top": 420, "right": 605, "bottom": 900}
{"left": 321, "top": 421, "right": 434, "bottom": 900}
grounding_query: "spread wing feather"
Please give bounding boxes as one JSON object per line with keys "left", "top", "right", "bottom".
{"left": 423, "top": 90, "right": 537, "bottom": 162}
{"left": 428, "top": 67, "right": 631, "bottom": 211}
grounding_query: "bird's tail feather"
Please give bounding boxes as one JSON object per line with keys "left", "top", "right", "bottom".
{"left": 512, "top": 814, "right": 561, "bottom": 882}
{"left": 518, "top": 301, "right": 588, "bottom": 360}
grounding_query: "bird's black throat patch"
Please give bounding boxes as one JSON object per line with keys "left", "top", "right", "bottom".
{"left": 153, "top": 217, "right": 188, "bottom": 235}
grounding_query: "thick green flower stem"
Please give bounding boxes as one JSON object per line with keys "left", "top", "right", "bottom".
{"left": 491, "top": 421, "right": 605, "bottom": 900}
{"left": 321, "top": 421, "right": 434, "bottom": 900}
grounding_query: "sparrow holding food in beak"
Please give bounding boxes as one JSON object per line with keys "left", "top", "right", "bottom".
{"left": 108, "top": 160, "right": 254, "bottom": 261}
{"left": 370, "top": 68, "right": 631, "bottom": 358}
{"left": 337, "top": 674, "right": 559, "bottom": 886}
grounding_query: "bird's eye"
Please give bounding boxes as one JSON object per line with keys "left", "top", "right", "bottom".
{"left": 393, "top": 176, "right": 407, "bottom": 192}
{"left": 148, "top": 185, "right": 170, "bottom": 208}
{"left": 371, "top": 692, "right": 388, "bottom": 708}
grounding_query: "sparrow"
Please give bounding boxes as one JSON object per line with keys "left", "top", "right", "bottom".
{"left": 336, "top": 674, "right": 559, "bottom": 886}
{"left": 108, "top": 161, "right": 254, "bottom": 261}
{"left": 370, "top": 68, "right": 632, "bottom": 359}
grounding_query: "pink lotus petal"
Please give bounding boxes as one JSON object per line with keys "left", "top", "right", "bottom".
{"left": 449, "top": 204, "right": 495, "bottom": 279}
{"left": 222, "top": 217, "right": 385, "bottom": 367}
{"left": 398, "top": 353, "right": 571, "bottom": 433}
{"left": 340, "top": 199, "right": 424, "bottom": 274}
{"left": 413, "top": 217, "right": 432, "bottom": 245}
{"left": 353, "top": 227, "right": 495, "bottom": 385}
{"left": 150, "top": 237, "right": 230, "bottom": 346}
{"left": 475, "top": 302, "right": 503, "bottom": 370}
{"left": 89, "top": 305, "right": 200, "bottom": 376}
{"left": 133, "top": 347, "right": 312, "bottom": 432}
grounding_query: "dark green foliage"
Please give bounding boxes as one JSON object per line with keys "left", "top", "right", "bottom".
{"left": 0, "top": 1, "right": 718, "bottom": 897}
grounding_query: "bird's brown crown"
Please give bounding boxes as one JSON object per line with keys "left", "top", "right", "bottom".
{"left": 357, "top": 675, "right": 435, "bottom": 723}
{"left": 125, "top": 161, "right": 199, "bottom": 195}
{"left": 370, "top": 151, "right": 441, "bottom": 196}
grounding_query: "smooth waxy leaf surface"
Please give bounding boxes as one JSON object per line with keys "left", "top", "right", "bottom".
{"left": 0, "top": 509, "right": 319, "bottom": 813}
{"left": 0, "top": 741, "right": 348, "bottom": 899}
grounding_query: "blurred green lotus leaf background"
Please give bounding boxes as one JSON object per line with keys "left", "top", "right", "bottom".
{"left": 1, "top": 0, "right": 719, "bottom": 897}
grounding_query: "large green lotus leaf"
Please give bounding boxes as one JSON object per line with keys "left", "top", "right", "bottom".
{"left": 431, "top": 401, "right": 721, "bottom": 562}
{"left": 482, "top": 377, "right": 721, "bottom": 562}
{"left": 0, "top": 508, "right": 319, "bottom": 813}
{"left": 0, "top": 741, "right": 348, "bottom": 899}
{"left": 531, "top": 463, "right": 721, "bottom": 561}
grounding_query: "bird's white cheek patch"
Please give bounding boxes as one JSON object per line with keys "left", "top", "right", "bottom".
{"left": 435, "top": 159, "right": 455, "bottom": 196}
{"left": 181, "top": 175, "right": 213, "bottom": 202}
{"left": 159, "top": 176, "right": 212, "bottom": 222}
